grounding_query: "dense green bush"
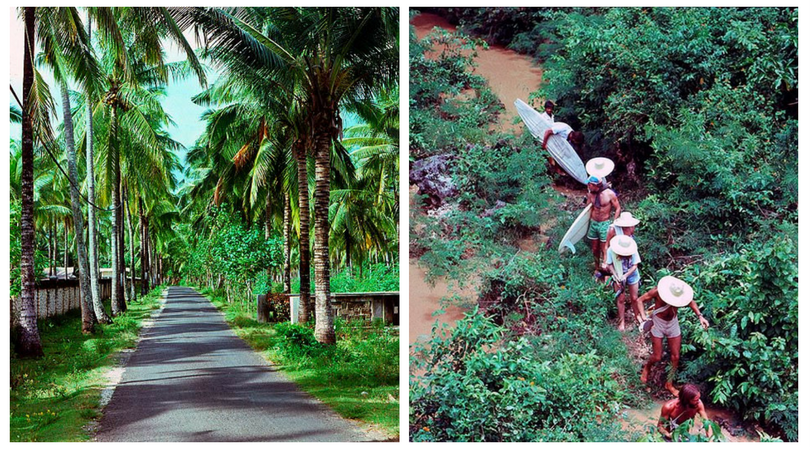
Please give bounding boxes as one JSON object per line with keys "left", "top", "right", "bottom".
{"left": 410, "top": 310, "right": 627, "bottom": 442}
{"left": 9, "top": 201, "right": 47, "bottom": 298}
{"left": 678, "top": 236, "right": 798, "bottom": 440}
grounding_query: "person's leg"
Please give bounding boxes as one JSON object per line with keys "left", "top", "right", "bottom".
{"left": 628, "top": 283, "right": 642, "bottom": 323}
{"left": 665, "top": 335, "right": 682, "bottom": 396}
{"left": 590, "top": 238, "right": 601, "bottom": 274}
{"left": 642, "top": 336, "right": 663, "bottom": 383}
{"left": 615, "top": 287, "right": 626, "bottom": 331}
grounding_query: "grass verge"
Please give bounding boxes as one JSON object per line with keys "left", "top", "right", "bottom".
{"left": 9, "top": 286, "right": 165, "bottom": 442}
{"left": 200, "top": 286, "right": 399, "bottom": 440}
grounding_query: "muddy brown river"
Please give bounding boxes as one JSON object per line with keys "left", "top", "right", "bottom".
{"left": 409, "top": 13, "right": 546, "bottom": 344}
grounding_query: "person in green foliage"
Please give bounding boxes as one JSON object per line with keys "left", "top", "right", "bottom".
{"left": 585, "top": 175, "right": 621, "bottom": 278}
{"left": 657, "top": 383, "right": 712, "bottom": 440}
{"left": 606, "top": 234, "right": 642, "bottom": 332}
{"left": 540, "top": 100, "right": 555, "bottom": 123}
{"left": 639, "top": 276, "right": 710, "bottom": 397}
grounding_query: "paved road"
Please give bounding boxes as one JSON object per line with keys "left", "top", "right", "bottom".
{"left": 96, "top": 286, "right": 371, "bottom": 442}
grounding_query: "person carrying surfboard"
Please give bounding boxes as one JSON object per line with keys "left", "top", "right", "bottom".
{"left": 540, "top": 100, "right": 555, "bottom": 123}
{"left": 639, "top": 276, "right": 710, "bottom": 397}
{"left": 585, "top": 173, "right": 621, "bottom": 279}
{"left": 606, "top": 235, "right": 642, "bottom": 332}
{"left": 541, "top": 122, "right": 585, "bottom": 156}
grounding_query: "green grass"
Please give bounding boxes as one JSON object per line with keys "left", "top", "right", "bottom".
{"left": 9, "top": 287, "right": 165, "bottom": 442}
{"left": 201, "top": 287, "right": 400, "bottom": 440}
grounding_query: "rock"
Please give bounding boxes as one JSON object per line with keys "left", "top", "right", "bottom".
{"left": 410, "top": 155, "right": 458, "bottom": 208}
{"left": 480, "top": 200, "right": 507, "bottom": 218}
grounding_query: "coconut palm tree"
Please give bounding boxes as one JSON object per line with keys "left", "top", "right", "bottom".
{"left": 16, "top": 6, "right": 44, "bottom": 356}
{"left": 185, "top": 6, "right": 398, "bottom": 344}
{"left": 36, "top": 7, "right": 104, "bottom": 332}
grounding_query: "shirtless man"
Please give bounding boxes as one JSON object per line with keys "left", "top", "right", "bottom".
{"left": 657, "top": 384, "right": 712, "bottom": 440}
{"left": 640, "top": 276, "right": 710, "bottom": 396}
{"left": 586, "top": 176, "right": 620, "bottom": 276}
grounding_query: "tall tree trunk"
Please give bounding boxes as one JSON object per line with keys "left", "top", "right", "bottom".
{"left": 85, "top": 16, "right": 109, "bottom": 324}
{"left": 265, "top": 189, "right": 272, "bottom": 240}
{"left": 313, "top": 128, "right": 335, "bottom": 345}
{"left": 16, "top": 7, "right": 44, "bottom": 357}
{"left": 295, "top": 147, "right": 311, "bottom": 323}
{"left": 117, "top": 178, "right": 126, "bottom": 308}
{"left": 64, "top": 221, "right": 69, "bottom": 280}
{"left": 283, "top": 194, "right": 291, "bottom": 294}
{"left": 126, "top": 191, "right": 136, "bottom": 301}
{"left": 61, "top": 81, "right": 95, "bottom": 333}
{"left": 140, "top": 201, "right": 149, "bottom": 295}
{"left": 109, "top": 106, "right": 125, "bottom": 316}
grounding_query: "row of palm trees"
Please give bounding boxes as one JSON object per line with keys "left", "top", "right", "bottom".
{"left": 13, "top": 7, "right": 398, "bottom": 356}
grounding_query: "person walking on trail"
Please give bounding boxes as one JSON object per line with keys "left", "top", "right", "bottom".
{"left": 540, "top": 100, "right": 555, "bottom": 123}
{"left": 657, "top": 384, "right": 713, "bottom": 440}
{"left": 606, "top": 235, "right": 642, "bottom": 331}
{"left": 541, "top": 122, "right": 585, "bottom": 155}
{"left": 639, "top": 276, "right": 710, "bottom": 397}
{"left": 585, "top": 175, "right": 621, "bottom": 278}
{"left": 606, "top": 211, "right": 640, "bottom": 245}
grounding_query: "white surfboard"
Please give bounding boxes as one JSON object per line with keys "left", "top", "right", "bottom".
{"left": 514, "top": 99, "right": 589, "bottom": 185}
{"left": 558, "top": 204, "right": 592, "bottom": 254}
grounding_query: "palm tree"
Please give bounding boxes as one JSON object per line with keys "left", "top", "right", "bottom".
{"left": 186, "top": 6, "right": 398, "bottom": 344}
{"left": 16, "top": 6, "right": 44, "bottom": 356}
{"left": 37, "top": 7, "right": 103, "bottom": 333}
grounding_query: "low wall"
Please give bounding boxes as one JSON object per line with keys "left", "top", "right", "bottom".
{"left": 11, "top": 278, "right": 144, "bottom": 327}
{"left": 267, "top": 292, "right": 399, "bottom": 325}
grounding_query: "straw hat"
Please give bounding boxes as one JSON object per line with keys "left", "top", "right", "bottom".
{"left": 657, "top": 276, "right": 694, "bottom": 307}
{"left": 609, "top": 235, "right": 637, "bottom": 257}
{"left": 614, "top": 211, "right": 640, "bottom": 228}
{"left": 586, "top": 157, "right": 615, "bottom": 178}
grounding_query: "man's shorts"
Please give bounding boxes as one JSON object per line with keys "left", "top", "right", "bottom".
{"left": 651, "top": 315, "right": 681, "bottom": 339}
{"left": 587, "top": 219, "right": 611, "bottom": 242}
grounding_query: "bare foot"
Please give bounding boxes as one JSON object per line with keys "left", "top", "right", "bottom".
{"left": 618, "top": 322, "right": 626, "bottom": 332}
{"left": 665, "top": 382, "right": 679, "bottom": 397}
{"left": 640, "top": 366, "right": 649, "bottom": 383}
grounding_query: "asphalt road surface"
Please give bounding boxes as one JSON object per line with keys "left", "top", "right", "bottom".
{"left": 96, "top": 286, "right": 371, "bottom": 442}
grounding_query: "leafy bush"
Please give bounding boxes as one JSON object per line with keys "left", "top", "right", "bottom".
{"left": 411, "top": 310, "right": 627, "bottom": 442}
{"left": 678, "top": 236, "right": 798, "bottom": 440}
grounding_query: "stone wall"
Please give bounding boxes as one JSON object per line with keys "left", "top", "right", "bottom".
{"left": 283, "top": 292, "right": 399, "bottom": 325}
{"left": 11, "top": 278, "right": 144, "bottom": 327}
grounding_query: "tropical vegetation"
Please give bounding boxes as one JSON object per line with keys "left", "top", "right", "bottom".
{"left": 409, "top": 7, "right": 796, "bottom": 442}
{"left": 9, "top": 6, "right": 398, "bottom": 441}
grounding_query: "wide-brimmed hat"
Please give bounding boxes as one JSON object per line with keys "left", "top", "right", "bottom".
{"left": 609, "top": 235, "right": 637, "bottom": 257}
{"left": 657, "top": 276, "right": 694, "bottom": 307}
{"left": 614, "top": 211, "right": 640, "bottom": 228}
{"left": 586, "top": 157, "right": 615, "bottom": 178}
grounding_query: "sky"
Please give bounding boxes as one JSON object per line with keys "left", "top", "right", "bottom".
{"left": 8, "top": 8, "right": 212, "bottom": 172}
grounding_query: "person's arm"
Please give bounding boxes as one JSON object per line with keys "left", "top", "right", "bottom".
{"left": 542, "top": 128, "right": 553, "bottom": 149}
{"left": 638, "top": 287, "right": 658, "bottom": 306}
{"left": 657, "top": 403, "right": 674, "bottom": 440}
{"left": 688, "top": 300, "right": 710, "bottom": 329}
{"left": 697, "top": 402, "right": 712, "bottom": 438}
{"left": 610, "top": 191, "right": 622, "bottom": 220}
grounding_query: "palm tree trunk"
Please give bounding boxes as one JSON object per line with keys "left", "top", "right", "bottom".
{"left": 16, "top": 6, "right": 44, "bottom": 357}
{"left": 126, "top": 192, "right": 136, "bottom": 301}
{"left": 64, "top": 221, "right": 69, "bottom": 280}
{"left": 61, "top": 81, "right": 95, "bottom": 333}
{"left": 117, "top": 178, "right": 126, "bottom": 309}
{"left": 296, "top": 147, "right": 311, "bottom": 323}
{"left": 84, "top": 16, "right": 109, "bottom": 324}
{"left": 283, "top": 194, "right": 291, "bottom": 294}
{"left": 313, "top": 130, "right": 335, "bottom": 345}
{"left": 109, "top": 106, "right": 124, "bottom": 316}
{"left": 140, "top": 201, "right": 149, "bottom": 295}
